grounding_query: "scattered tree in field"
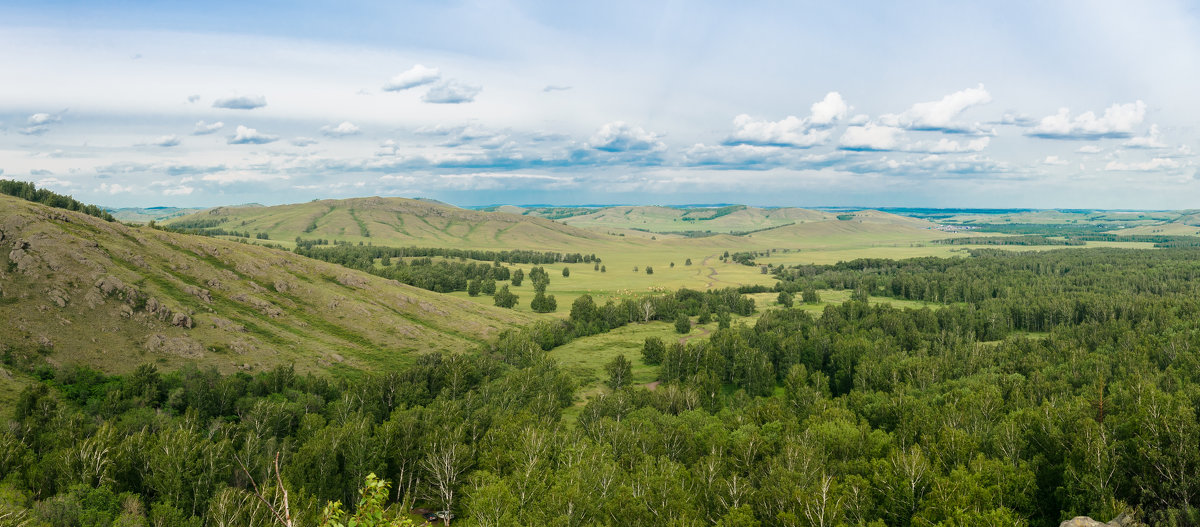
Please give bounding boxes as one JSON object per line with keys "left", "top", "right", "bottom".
{"left": 675, "top": 313, "right": 691, "bottom": 334}
{"left": 467, "top": 279, "right": 482, "bottom": 297}
{"left": 698, "top": 308, "right": 712, "bottom": 324}
{"left": 777, "top": 291, "right": 794, "bottom": 307}
{"left": 600, "top": 265, "right": 606, "bottom": 273}
{"left": 642, "top": 337, "right": 665, "bottom": 365}
{"left": 493, "top": 285, "right": 518, "bottom": 308}
{"left": 481, "top": 279, "right": 496, "bottom": 296}
{"left": 633, "top": 266, "right": 638, "bottom": 272}
{"left": 685, "top": 258, "right": 692, "bottom": 266}
{"left": 562, "top": 267, "right": 570, "bottom": 277}
{"left": 605, "top": 355, "right": 632, "bottom": 390}
{"left": 645, "top": 266, "right": 654, "bottom": 275}
{"left": 511, "top": 269, "right": 524, "bottom": 287}
{"left": 530, "top": 291, "right": 557, "bottom": 313}
{"left": 594, "top": 263, "right": 599, "bottom": 271}
{"left": 670, "top": 262, "right": 675, "bottom": 268}
{"left": 802, "top": 286, "right": 821, "bottom": 304}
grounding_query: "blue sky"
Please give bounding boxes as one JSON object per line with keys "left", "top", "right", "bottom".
{"left": 2, "top": 1, "right": 1199, "bottom": 208}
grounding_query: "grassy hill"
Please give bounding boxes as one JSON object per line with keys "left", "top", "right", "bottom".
{"left": 547, "top": 205, "right": 834, "bottom": 234}
{"left": 166, "top": 196, "right": 614, "bottom": 251}
{"left": 0, "top": 194, "right": 534, "bottom": 404}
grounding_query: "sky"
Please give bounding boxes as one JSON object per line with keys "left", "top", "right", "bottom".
{"left": 2, "top": 1, "right": 1199, "bottom": 209}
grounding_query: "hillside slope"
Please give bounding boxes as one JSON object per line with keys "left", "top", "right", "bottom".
{"left": 166, "top": 196, "right": 614, "bottom": 250}
{"left": 0, "top": 195, "right": 533, "bottom": 381}
{"left": 555, "top": 205, "right": 834, "bottom": 233}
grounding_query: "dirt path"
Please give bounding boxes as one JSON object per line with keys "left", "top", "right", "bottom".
{"left": 678, "top": 325, "right": 712, "bottom": 345}
{"left": 701, "top": 254, "right": 720, "bottom": 289}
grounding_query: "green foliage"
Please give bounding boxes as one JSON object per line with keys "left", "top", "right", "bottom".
{"left": 645, "top": 266, "right": 653, "bottom": 275}
{"left": 561, "top": 267, "right": 570, "bottom": 277}
{"left": 0, "top": 179, "right": 115, "bottom": 221}
{"left": 511, "top": 268, "right": 524, "bottom": 286}
{"left": 493, "top": 285, "right": 518, "bottom": 308}
{"left": 641, "top": 336, "right": 665, "bottom": 365}
{"left": 320, "top": 473, "right": 414, "bottom": 527}
{"left": 604, "top": 354, "right": 632, "bottom": 390}
{"left": 674, "top": 313, "right": 690, "bottom": 334}
{"left": 776, "top": 290, "right": 793, "bottom": 307}
{"left": 467, "top": 279, "right": 481, "bottom": 297}
{"left": 530, "top": 291, "right": 557, "bottom": 313}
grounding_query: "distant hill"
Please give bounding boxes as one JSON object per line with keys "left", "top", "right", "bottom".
{"left": 165, "top": 196, "right": 614, "bottom": 250}
{"left": 107, "top": 206, "right": 210, "bottom": 223}
{"left": 0, "top": 195, "right": 533, "bottom": 388}
{"left": 539, "top": 205, "right": 835, "bottom": 234}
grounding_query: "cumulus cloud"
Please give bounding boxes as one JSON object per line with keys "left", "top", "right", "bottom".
{"left": 383, "top": 64, "right": 441, "bottom": 91}
{"left": 1077, "top": 145, "right": 1103, "bottom": 154}
{"left": 212, "top": 95, "right": 267, "bottom": 110}
{"left": 1124, "top": 124, "right": 1167, "bottom": 149}
{"left": 1043, "top": 155, "right": 1069, "bottom": 165}
{"left": 99, "top": 183, "right": 135, "bottom": 194}
{"left": 589, "top": 121, "right": 666, "bottom": 152}
{"left": 228, "top": 125, "right": 278, "bottom": 145}
{"left": 423, "top": 80, "right": 481, "bottom": 104}
{"left": 162, "top": 186, "right": 195, "bottom": 196}
{"left": 201, "top": 171, "right": 289, "bottom": 184}
{"left": 291, "top": 137, "right": 319, "bottom": 147}
{"left": 839, "top": 123, "right": 904, "bottom": 151}
{"left": 320, "top": 121, "right": 361, "bottom": 137}
{"left": 144, "top": 135, "right": 181, "bottom": 147}
{"left": 907, "top": 137, "right": 990, "bottom": 153}
{"left": 879, "top": 84, "right": 993, "bottom": 134}
{"left": 725, "top": 92, "right": 847, "bottom": 148}
{"left": 809, "top": 92, "right": 849, "bottom": 125}
{"left": 19, "top": 112, "right": 60, "bottom": 135}
{"left": 193, "top": 120, "right": 224, "bottom": 135}
{"left": 1104, "top": 157, "right": 1179, "bottom": 171}
{"left": 683, "top": 143, "right": 788, "bottom": 169}
{"left": 1028, "top": 101, "right": 1146, "bottom": 139}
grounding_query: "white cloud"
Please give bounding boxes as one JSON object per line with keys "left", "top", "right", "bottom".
{"left": 879, "top": 84, "right": 993, "bottom": 133}
{"left": 193, "top": 120, "right": 224, "bottom": 135}
{"left": 228, "top": 125, "right": 278, "bottom": 145}
{"left": 1028, "top": 101, "right": 1146, "bottom": 139}
{"left": 1043, "top": 155, "right": 1069, "bottom": 165}
{"left": 212, "top": 95, "right": 267, "bottom": 110}
{"left": 320, "top": 121, "right": 361, "bottom": 136}
{"left": 99, "top": 183, "right": 135, "bottom": 194}
{"left": 809, "top": 92, "right": 849, "bottom": 125}
{"left": 19, "top": 112, "right": 61, "bottom": 135}
{"left": 1077, "top": 145, "right": 1103, "bottom": 154}
{"left": 291, "top": 137, "right": 319, "bottom": 147}
{"left": 589, "top": 121, "right": 665, "bottom": 152}
{"left": 382, "top": 64, "right": 441, "bottom": 91}
{"left": 201, "top": 171, "right": 289, "bottom": 184}
{"left": 186, "top": 94, "right": 201, "bottom": 103}
{"left": 839, "top": 123, "right": 903, "bottom": 151}
{"left": 162, "top": 186, "right": 195, "bottom": 196}
{"left": 144, "top": 134, "right": 181, "bottom": 147}
{"left": 1124, "top": 124, "right": 1167, "bottom": 148}
{"left": 727, "top": 114, "right": 830, "bottom": 147}
{"left": 422, "top": 80, "right": 481, "bottom": 104}
{"left": 1104, "top": 157, "right": 1179, "bottom": 171}
{"left": 908, "top": 137, "right": 990, "bottom": 153}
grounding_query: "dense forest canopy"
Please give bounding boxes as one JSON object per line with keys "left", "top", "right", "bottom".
{"left": 3, "top": 246, "right": 1200, "bottom": 526}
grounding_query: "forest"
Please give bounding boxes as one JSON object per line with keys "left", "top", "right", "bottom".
{"left": 3, "top": 248, "right": 1200, "bottom": 526}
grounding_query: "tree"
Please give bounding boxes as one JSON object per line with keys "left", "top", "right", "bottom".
{"left": 802, "top": 287, "right": 821, "bottom": 304}
{"left": 467, "top": 279, "right": 481, "bottom": 297}
{"left": 605, "top": 355, "right": 632, "bottom": 390}
{"left": 642, "top": 337, "right": 665, "bottom": 365}
{"left": 594, "top": 263, "right": 599, "bottom": 271}
{"left": 493, "top": 285, "right": 518, "bottom": 308}
{"left": 685, "top": 258, "right": 692, "bottom": 266}
{"left": 675, "top": 313, "right": 691, "bottom": 334}
{"left": 777, "top": 291, "right": 794, "bottom": 308}
{"left": 530, "top": 292, "right": 557, "bottom": 313}
{"left": 421, "top": 444, "right": 472, "bottom": 525}
{"left": 645, "top": 266, "right": 654, "bottom": 275}
{"left": 320, "top": 473, "right": 415, "bottom": 527}
{"left": 562, "top": 267, "right": 570, "bottom": 277}
{"left": 670, "top": 262, "right": 675, "bottom": 268}
{"left": 511, "top": 269, "right": 524, "bottom": 287}
{"left": 600, "top": 265, "right": 606, "bottom": 273}
{"left": 481, "top": 279, "right": 496, "bottom": 296}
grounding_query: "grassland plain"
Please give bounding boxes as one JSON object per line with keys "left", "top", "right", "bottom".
{"left": 0, "top": 195, "right": 536, "bottom": 406}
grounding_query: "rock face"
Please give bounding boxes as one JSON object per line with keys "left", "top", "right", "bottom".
{"left": 1059, "top": 512, "right": 1142, "bottom": 527}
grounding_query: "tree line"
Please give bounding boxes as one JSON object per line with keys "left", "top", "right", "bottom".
{"left": 0, "top": 179, "right": 115, "bottom": 222}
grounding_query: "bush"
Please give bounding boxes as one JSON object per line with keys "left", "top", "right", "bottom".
{"left": 674, "top": 313, "right": 691, "bottom": 334}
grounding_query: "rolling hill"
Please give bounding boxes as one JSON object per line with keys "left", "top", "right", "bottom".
{"left": 165, "top": 196, "right": 615, "bottom": 251}
{"left": 0, "top": 194, "right": 534, "bottom": 398}
{"left": 544, "top": 205, "right": 835, "bottom": 234}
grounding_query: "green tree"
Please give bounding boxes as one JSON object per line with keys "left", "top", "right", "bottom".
{"left": 685, "top": 258, "right": 692, "bottom": 266}
{"left": 604, "top": 355, "right": 632, "bottom": 390}
{"left": 642, "top": 337, "right": 665, "bottom": 365}
{"left": 467, "top": 279, "right": 481, "bottom": 297}
{"left": 493, "top": 285, "right": 518, "bottom": 308}
{"left": 562, "top": 267, "right": 570, "bottom": 277}
{"left": 481, "top": 279, "right": 496, "bottom": 296}
{"left": 511, "top": 269, "right": 524, "bottom": 287}
{"left": 802, "top": 286, "right": 820, "bottom": 304}
{"left": 645, "top": 266, "right": 654, "bottom": 275}
{"left": 674, "top": 313, "right": 691, "bottom": 334}
{"left": 320, "top": 473, "right": 414, "bottom": 527}
{"left": 777, "top": 290, "right": 794, "bottom": 307}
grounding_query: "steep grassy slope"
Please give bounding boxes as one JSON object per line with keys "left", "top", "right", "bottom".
{"left": 0, "top": 195, "right": 534, "bottom": 386}
{"left": 167, "top": 196, "right": 614, "bottom": 251}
